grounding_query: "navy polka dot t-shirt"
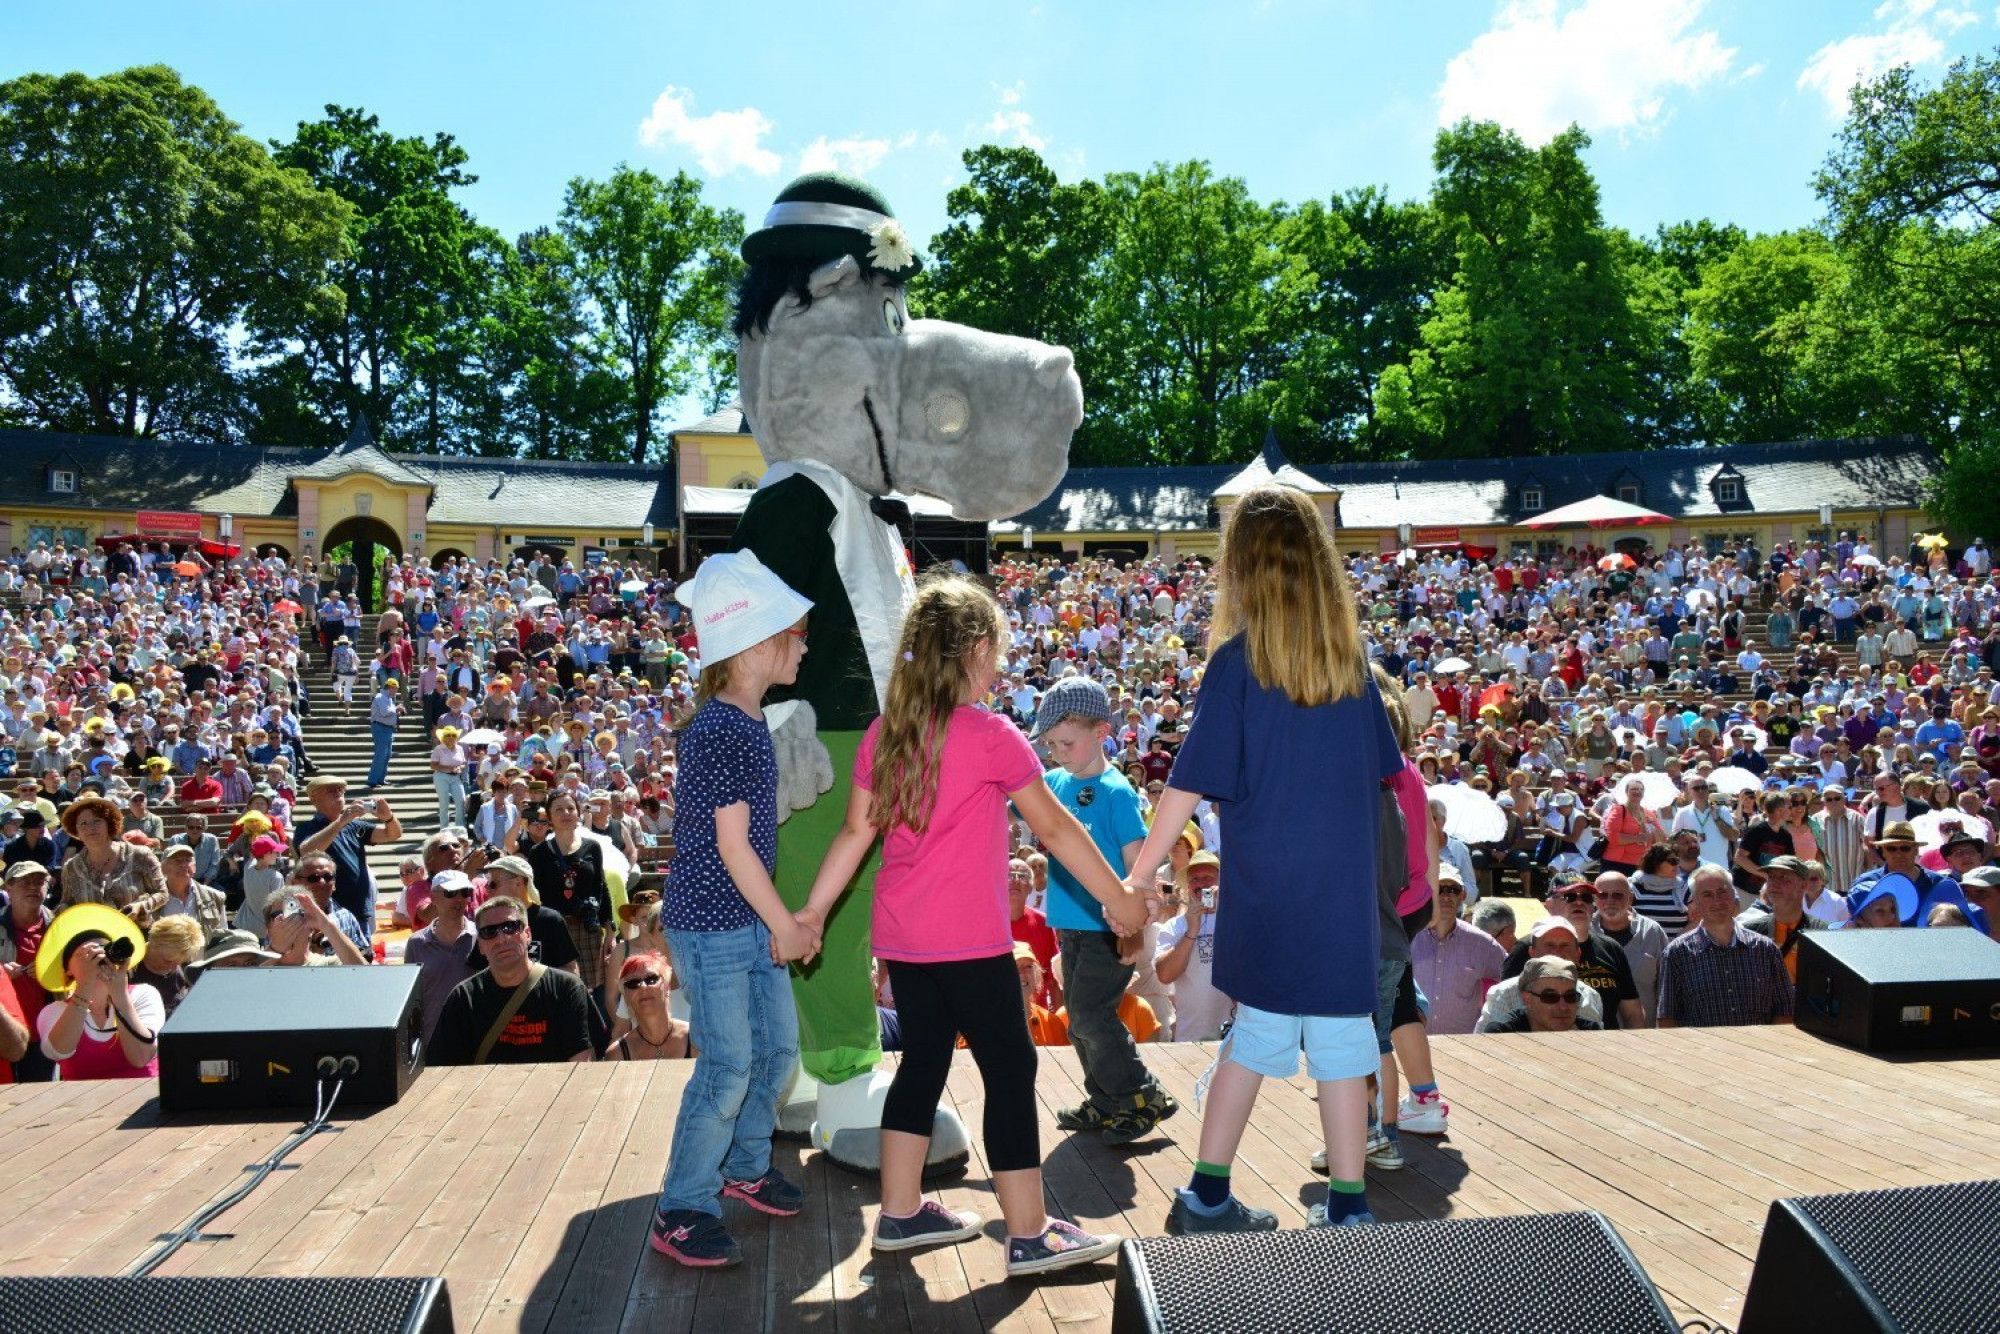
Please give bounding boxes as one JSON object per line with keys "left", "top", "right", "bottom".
{"left": 666, "top": 698, "right": 778, "bottom": 932}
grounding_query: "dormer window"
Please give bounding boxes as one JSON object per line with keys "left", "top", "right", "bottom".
{"left": 47, "top": 468, "right": 76, "bottom": 494}
{"left": 1521, "top": 487, "right": 1544, "bottom": 513}
{"left": 1616, "top": 483, "right": 1640, "bottom": 504}
{"left": 1716, "top": 477, "right": 1741, "bottom": 504}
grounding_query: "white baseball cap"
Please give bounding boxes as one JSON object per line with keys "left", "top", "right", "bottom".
{"left": 674, "top": 551, "right": 813, "bottom": 664}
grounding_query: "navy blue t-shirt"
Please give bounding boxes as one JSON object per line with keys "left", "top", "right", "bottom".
{"left": 1169, "top": 636, "right": 1403, "bottom": 1016}
{"left": 665, "top": 699, "right": 778, "bottom": 933}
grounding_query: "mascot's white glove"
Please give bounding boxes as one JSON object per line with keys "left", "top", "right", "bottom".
{"left": 765, "top": 700, "right": 835, "bottom": 824}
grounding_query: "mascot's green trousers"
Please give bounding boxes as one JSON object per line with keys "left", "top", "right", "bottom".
{"left": 777, "top": 729, "right": 878, "bottom": 1086}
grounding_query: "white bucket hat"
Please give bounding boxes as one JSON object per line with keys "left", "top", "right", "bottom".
{"left": 675, "top": 551, "right": 813, "bottom": 664}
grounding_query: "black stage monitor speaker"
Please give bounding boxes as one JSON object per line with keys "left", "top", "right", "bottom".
{"left": 1795, "top": 927, "right": 2000, "bottom": 1052}
{"left": 0, "top": 1275, "right": 453, "bottom": 1333}
{"left": 159, "top": 965, "right": 424, "bottom": 1114}
{"left": 1738, "top": 1178, "right": 2000, "bottom": 1334}
{"left": 1111, "top": 1211, "right": 1677, "bottom": 1334}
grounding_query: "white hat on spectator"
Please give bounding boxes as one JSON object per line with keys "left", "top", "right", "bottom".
{"left": 674, "top": 551, "right": 812, "bottom": 665}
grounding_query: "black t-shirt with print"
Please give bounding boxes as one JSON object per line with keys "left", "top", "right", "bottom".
{"left": 1735, "top": 820, "right": 1794, "bottom": 894}
{"left": 429, "top": 965, "right": 591, "bottom": 1065}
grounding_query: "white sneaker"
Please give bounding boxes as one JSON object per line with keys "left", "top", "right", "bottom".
{"left": 1396, "top": 1094, "right": 1449, "bottom": 1136}
{"left": 1365, "top": 1128, "right": 1405, "bottom": 1170}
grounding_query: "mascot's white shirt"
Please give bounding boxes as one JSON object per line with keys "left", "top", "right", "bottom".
{"left": 760, "top": 458, "right": 915, "bottom": 711}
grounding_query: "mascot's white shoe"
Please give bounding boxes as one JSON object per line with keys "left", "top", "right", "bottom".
{"left": 811, "top": 1068, "right": 971, "bottom": 1176}
{"left": 776, "top": 1065, "right": 818, "bottom": 1140}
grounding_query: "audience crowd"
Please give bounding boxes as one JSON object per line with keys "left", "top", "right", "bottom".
{"left": 3, "top": 527, "right": 1998, "bottom": 1089}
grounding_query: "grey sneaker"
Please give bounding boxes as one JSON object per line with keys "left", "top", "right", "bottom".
{"left": 1308, "top": 1202, "right": 1377, "bottom": 1228}
{"left": 1005, "top": 1219, "right": 1120, "bottom": 1276}
{"left": 872, "top": 1200, "right": 982, "bottom": 1253}
{"left": 1165, "top": 1191, "right": 1280, "bottom": 1235}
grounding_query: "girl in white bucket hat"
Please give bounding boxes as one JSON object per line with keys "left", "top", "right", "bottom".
{"left": 653, "top": 550, "right": 819, "bottom": 1267}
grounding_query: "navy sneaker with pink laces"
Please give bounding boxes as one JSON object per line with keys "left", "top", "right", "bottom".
{"left": 1005, "top": 1219, "right": 1120, "bottom": 1277}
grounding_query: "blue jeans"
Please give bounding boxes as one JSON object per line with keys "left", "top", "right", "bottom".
{"left": 659, "top": 922, "right": 800, "bottom": 1216}
{"left": 368, "top": 721, "right": 395, "bottom": 786}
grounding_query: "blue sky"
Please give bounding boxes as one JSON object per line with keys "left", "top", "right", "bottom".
{"left": 5, "top": 1, "right": 1993, "bottom": 285}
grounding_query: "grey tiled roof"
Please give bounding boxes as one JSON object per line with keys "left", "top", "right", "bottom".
{"left": 1304, "top": 435, "right": 1937, "bottom": 529}
{"left": 998, "top": 435, "right": 1935, "bottom": 534}
{"left": 671, "top": 403, "right": 748, "bottom": 436}
{"left": 995, "top": 465, "right": 1234, "bottom": 534}
{"left": 0, "top": 428, "right": 676, "bottom": 530}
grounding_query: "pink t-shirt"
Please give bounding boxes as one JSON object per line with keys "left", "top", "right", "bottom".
{"left": 858, "top": 706, "right": 1044, "bottom": 963}
{"left": 1389, "top": 760, "right": 1433, "bottom": 918}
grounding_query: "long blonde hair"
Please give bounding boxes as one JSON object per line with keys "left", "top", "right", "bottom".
{"left": 1209, "top": 486, "right": 1365, "bottom": 705}
{"left": 870, "top": 574, "right": 1008, "bottom": 835}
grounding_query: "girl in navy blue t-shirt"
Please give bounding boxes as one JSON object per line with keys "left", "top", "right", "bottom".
{"left": 1127, "top": 485, "right": 1404, "bottom": 1234}
{"left": 650, "top": 552, "right": 818, "bottom": 1269}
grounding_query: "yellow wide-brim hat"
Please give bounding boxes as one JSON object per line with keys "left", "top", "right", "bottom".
{"left": 37, "top": 902, "right": 147, "bottom": 996}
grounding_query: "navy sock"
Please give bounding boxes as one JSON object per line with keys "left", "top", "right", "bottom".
{"left": 1325, "top": 1181, "right": 1369, "bottom": 1221}
{"left": 1187, "top": 1161, "right": 1232, "bottom": 1209}
{"left": 1381, "top": 1123, "right": 1401, "bottom": 1144}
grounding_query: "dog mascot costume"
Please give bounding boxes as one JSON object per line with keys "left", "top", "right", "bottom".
{"left": 729, "top": 172, "right": 1081, "bottom": 1171}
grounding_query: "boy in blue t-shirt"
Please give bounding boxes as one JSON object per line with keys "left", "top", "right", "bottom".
{"left": 1034, "top": 677, "right": 1177, "bottom": 1146}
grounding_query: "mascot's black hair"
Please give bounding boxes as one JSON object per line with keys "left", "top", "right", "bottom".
{"left": 733, "top": 255, "right": 910, "bottom": 339}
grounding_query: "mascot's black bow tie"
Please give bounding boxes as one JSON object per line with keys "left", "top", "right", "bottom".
{"left": 869, "top": 496, "right": 913, "bottom": 529}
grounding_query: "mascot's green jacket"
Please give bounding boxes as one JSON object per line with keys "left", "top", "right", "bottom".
{"left": 728, "top": 171, "right": 1080, "bottom": 1170}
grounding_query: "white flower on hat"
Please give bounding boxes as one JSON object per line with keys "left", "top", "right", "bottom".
{"left": 867, "top": 219, "right": 915, "bottom": 273}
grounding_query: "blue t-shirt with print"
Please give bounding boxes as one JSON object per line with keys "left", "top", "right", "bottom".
{"left": 1042, "top": 765, "right": 1147, "bottom": 932}
{"left": 665, "top": 698, "right": 777, "bottom": 933}
{"left": 1169, "top": 635, "right": 1404, "bottom": 1017}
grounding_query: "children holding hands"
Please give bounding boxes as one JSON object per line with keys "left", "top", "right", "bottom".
{"left": 798, "top": 574, "right": 1148, "bottom": 1276}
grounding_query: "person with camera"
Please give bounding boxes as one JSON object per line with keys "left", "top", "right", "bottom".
{"left": 34, "top": 903, "right": 162, "bottom": 1080}
{"left": 1153, "top": 850, "right": 1229, "bottom": 1041}
{"left": 260, "top": 871, "right": 369, "bottom": 967}
{"left": 294, "top": 775, "right": 403, "bottom": 940}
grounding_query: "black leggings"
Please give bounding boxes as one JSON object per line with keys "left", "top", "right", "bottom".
{"left": 882, "top": 954, "right": 1040, "bottom": 1172}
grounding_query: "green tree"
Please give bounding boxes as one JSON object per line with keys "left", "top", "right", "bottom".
{"left": 485, "top": 227, "right": 631, "bottom": 460}
{"left": 1374, "top": 121, "right": 1659, "bottom": 458}
{"left": 915, "top": 146, "right": 1118, "bottom": 455}
{"left": 556, "top": 165, "right": 743, "bottom": 464}
{"left": 0, "top": 66, "right": 349, "bottom": 439}
{"left": 1091, "top": 161, "right": 1309, "bottom": 465}
{"left": 252, "top": 105, "right": 502, "bottom": 451}
{"left": 1818, "top": 52, "right": 2000, "bottom": 441}
{"left": 1264, "top": 188, "right": 1447, "bottom": 460}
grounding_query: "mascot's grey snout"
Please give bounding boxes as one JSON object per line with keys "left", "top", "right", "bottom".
{"left": 893, "top": 318, "right": 1082, "bottom": 523}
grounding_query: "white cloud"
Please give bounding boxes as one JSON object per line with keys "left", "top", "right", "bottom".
{"left": 1437, "top": 0, "right": 1738, "bottom": 144}
{"left": 1797, "top": 0, "right": 1980, "bottom": 114}
{"left": 984, "top": 81, "right": 1047, "bottom": 150}
{"left": 636, "top": 86, "right": 780, "bottom": 176}
{"left": 796, "top": 134, "right": 893, "bottom": 176}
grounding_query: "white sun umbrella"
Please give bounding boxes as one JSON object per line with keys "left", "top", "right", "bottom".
{"left": 1433, "top": 656, "right": 1472, "bottom": 674}
{"left": 1707, "top": 766, "right": 1763, "bottom": 797}
{"left": 1630, "top": 770, "right": 1683, "bottom": 811}
{"left": 1912, "top": 809, "right": 1992, "bottom": 851}
{"left": 1849, "top": 553, "right": 1883, "bottom": 569}
{"left": 1612, "top": 726, "right": 1647, "bottom": 751}
{"left": 583, "top": 828, "right": 635, "bottom": 902}
{"left": 523, "top": 594, "right": 557, "bottom": 609}
{"left": 457, "top": 728, "right": 505, "bottom": 749}
{"left": 1723, "top": 723, "right": 1770, "bottom": 752}
{"left": 1430, "top": 782, "right": 1509, "bottom": 844}
{"left": 1684, "top": 587, "right": 1718, "bottom": 611}
{"left": 619, "top": 578, "right": 648, "bottom": 593}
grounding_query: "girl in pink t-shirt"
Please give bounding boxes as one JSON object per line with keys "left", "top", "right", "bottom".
{"left": 800, "top": 576, "right": 1147, "bottom": 1278}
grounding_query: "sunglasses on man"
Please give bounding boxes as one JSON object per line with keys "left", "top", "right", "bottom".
{"left": 1526, "top": 988, "right": 1581, "bottom": 1005}
{"left": 476, "top": 919, "right": 526, "bottom": 940}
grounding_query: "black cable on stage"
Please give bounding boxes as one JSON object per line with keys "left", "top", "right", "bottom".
{"left": 125, "top": 1078, "right": 346, "bottom": 1279}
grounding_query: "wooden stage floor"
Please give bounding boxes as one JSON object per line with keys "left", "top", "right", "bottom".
{"left": 3, "top": 1027, "right": 1996, "bottom": 1331}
